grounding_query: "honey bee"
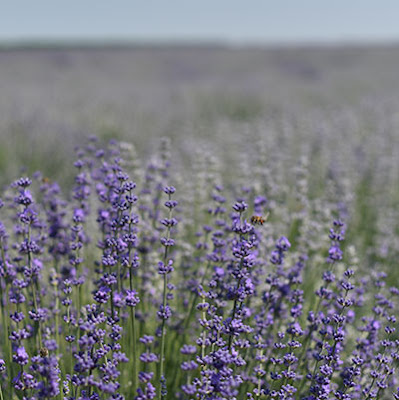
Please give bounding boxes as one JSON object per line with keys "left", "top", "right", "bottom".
{"left": 39, "top": 347, "right": 49, "bottom": 357}
{"left": 251, "top": 213, "right": 269, "bottom": 225}
{"left": 42, "top": 177, "right": 51, "bottom": 184}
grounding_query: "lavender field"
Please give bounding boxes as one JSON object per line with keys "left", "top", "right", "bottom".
{"left": 0, "top": 45, "right": 399, "bottom": 399}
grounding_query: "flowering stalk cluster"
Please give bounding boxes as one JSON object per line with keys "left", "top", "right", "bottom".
{"left": 0, "top": 138, "right": 398, "bottom": 400}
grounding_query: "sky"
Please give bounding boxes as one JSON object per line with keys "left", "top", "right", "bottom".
{"left": 1, "top": 0, "right": 399, "bottom": 44}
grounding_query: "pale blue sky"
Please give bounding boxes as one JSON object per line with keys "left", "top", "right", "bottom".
{"left": 1, "top": 0, "right": 399, "bottom": 43}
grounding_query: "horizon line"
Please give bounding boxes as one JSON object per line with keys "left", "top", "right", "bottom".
{"left": 2, "top": 37, "right": 399, "bottom": 50}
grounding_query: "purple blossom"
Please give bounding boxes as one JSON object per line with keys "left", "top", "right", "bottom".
{"left": 0, "top": 140, "right": 398, "bottom": 400}
{"left": 13, "top": 346, "right": 29, "bottom": 365}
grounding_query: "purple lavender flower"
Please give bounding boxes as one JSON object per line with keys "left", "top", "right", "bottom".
{"left": 13, "top": 346, "right": 29, "bottom": 365}
{"left": 0, "top": 138, "right": 398, "bottom": 400}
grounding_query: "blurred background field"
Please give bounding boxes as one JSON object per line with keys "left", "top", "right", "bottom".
{"left": 1, "top": 43, "right": 399, "bottom": 283}
{"left": 2, "top": 44, "right": 399, "bottom": 181}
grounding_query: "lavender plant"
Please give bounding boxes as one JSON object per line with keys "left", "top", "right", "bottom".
{"left": 0, "top": 137, "right": 398, "bottom": 400}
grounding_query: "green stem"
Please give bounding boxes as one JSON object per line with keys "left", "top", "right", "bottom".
{"left": 32, "top": 286, "right": 43, "bottom": 347}
{"left": 158, "top": 273, "right": 168, "bottom": 400}
{"left": 55, "top": 294, "right": 63, "bottom": 400}
{"left": 158, "top": 193, "right": 173, "bottom": 400}
{"left": 0, "top": 245, "right": 12, "bottom": 398}
{"left": 55, "top": 296, "right": 60, "bottom": 349}
{"left": 117, "top": 263, "right": 122, "bottom": 293}
{"left": 183, "top": 260, "right": 211, "bottom": 331}
{"left": 228, "top": 210, "right": 245, "bottom": 350}
{"left": 110, "top": 285, "right": 115, "bottom": 317}
{"left": 364, "top": 339, "right": 390, "bottom": 400}
{"left": 228, "top": 277, "right": 242, "bottom": 350}
{"left": 255, "top": 346, "right": 264, "bottom": 397}
{"left": 130, "top": 271, "right": 138, "bottom": 396}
